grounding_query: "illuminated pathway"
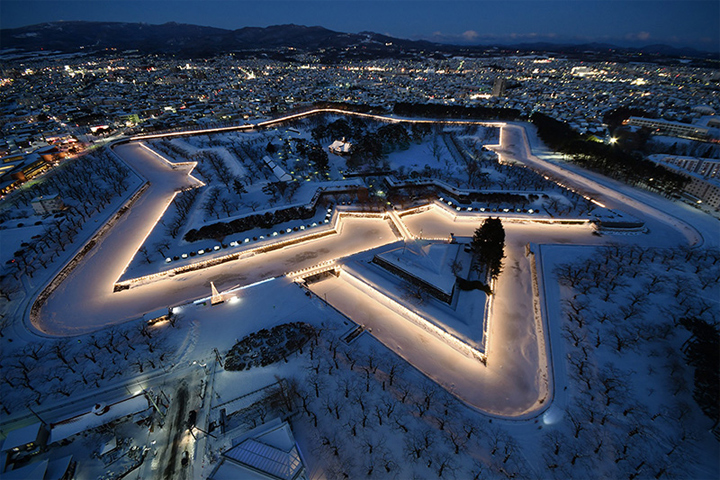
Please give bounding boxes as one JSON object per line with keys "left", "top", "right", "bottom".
{"left": 310, "top": 214, "right": 605, "bottom": 415}
{"left": 494, "top": 124, "right": 717, "bottom": 248}
{"left": 28, "top": 113, "right": 717, "bottom": 417}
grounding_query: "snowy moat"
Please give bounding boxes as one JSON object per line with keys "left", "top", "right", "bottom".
{"left": 2, "top": 112, "right": 718, "bottom": 479}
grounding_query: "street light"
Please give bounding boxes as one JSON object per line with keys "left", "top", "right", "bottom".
{"left": 608, "top": 137, "right": 617, "bottom": 145}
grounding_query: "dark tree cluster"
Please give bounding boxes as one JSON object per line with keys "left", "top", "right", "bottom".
{"left": 530, "top": 112, "right": 687, "bottom": 196}
{"left": 224, "top": 322, "right": 315, "bottom": 371}
{"left": 346, "top": 123, "right": 413, "bottom": 171}
{"left": 347, "top": 132, "right": 386, "bottom": 170}
{"left": 311, "top": 101, "right": 383, "bottom": 115}
{"left": 680, "top": 317, "right": 719, "bottom": 428}
{"left": 289, "top": 137, "right": 330, "bottom": 175}
{"left": 312, "top": 118, "right": 353, "bottom": 143}
{"left": 602, "top": 106, "right": 654, "bottom": 132}
{"left": 471, "top": 217, "right": 506, "bottom": 280}
{"left": 184, "top": 204, "right": 316, "bottom": 242}
{"left": 375, "top": 123, "right": 412, "bottom": 152}
{"left": 393, "top": 102, "right": 524, "bottom": 121}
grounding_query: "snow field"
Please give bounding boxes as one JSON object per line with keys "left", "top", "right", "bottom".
{"left": 533, "top": 243, "right": 719, "bottom": 479}
{"left": 3, "top": 112, "right": 719, "bottom": 479}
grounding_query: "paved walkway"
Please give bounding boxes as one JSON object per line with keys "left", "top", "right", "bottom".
{"left": 28, "top": 117, "right": 714, "bottom": 418}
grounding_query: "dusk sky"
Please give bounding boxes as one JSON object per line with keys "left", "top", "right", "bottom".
{"left": 1, "top": 0, "right": 718, "bottom": 51}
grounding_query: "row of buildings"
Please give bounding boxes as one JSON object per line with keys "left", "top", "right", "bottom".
{"left": 649, "top": 154, "right": 720, "bottom": 208}
{"left": 2, "top": 51, "right": 719, "bottom": 145}
{"left": 0, "top": 49, "right": 718, "bottom": 201}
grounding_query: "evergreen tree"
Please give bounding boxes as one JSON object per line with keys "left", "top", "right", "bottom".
{"left": 680, "top": 317, "right": 720, "bottom": 428}
{"left": 308, "top": 147, "right": 329, "bottom": 174}
{"left": 471, "top": 217, "right": 505, "bottom": 280}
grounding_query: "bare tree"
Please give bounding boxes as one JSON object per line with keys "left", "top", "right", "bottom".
{"left": 23, "top": 343, "right": 44, "bottom": 361}
{"left": 564, "top": 407, "right": 586, "bottom": 439}
{"left": 414, "top": 383, "right": 437, "bottom": 418}
{"left": 0, "top": 274, "right": 21, "bottom": 302}
{"left": 598, "top": 365, "right": 629, "bottom": 407}
{"left": 404, "top": 429, "right": 431, "bottom": 462}
{"left": 385, "top": 358, "right": 404, "bottom": 387}
{"left": 609, "top": 325, "right": 638, "bottom": 353}
{"left": 431, "top": 452, "right": 459, "bottom": 478}
{"left": 447, "top": 426, "right": 468, "bottom": 454}
{"left": 154, "top": 240, "right": 171, "bottom": 257}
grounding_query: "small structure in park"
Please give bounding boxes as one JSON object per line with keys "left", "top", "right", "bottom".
{"left": 209, "top": 418, "right": 307, "bottom": 480}
{"left": 211, "top": 281, "right": 224, "bottom": 305}
{"left": 144, "top": 306, "right": 173, "bottom": 325}
{"left": 262, "top": 155, "right": 292, "bottom": 182}
{"left": 328, "top": 138, "right": 352, "bottom": 156}
{"left": 31, "top": 193, "right": 65, "bottom": 215}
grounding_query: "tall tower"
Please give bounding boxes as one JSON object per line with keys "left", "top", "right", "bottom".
{"left": 492, "top": 77, "right": 507, "bottom": 97}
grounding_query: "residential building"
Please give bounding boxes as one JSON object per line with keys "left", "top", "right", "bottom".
{"left": 31, "top": 194, "right": 65, "bottom": 215}
{"left": 625, "top": 117, "right": 710, "bottom": 139}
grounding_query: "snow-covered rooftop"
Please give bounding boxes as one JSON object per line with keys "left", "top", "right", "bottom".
{"left": 49, "top": 394, "right": 151, "bottom": 444}
{"left": 376, "top": 240, "right": 459, "bottom": 295}
{"left": 1, "top": 459, "right": 48, "bottom": 480}
{"left": 0, "top": 422, "right": 45, "bottom": 451}
{"left": 212, "top": 420, "right": 304, "bottom": 480}
{"left": 223, "top": 439, "right": 303, "bottom": 480}
{"left": 328, "top": 139, "right": 351, "bottom": 154}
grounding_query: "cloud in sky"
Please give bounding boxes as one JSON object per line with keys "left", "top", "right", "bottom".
{"left": 462, "top": 30, "right": 479, "bottom": 42}
{"left": 0, "top": 0, "right": 717, "bottom": 50}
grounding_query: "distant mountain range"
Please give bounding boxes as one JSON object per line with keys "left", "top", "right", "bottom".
{"left": 0, "top": 21, "right": 715, "bottom": 61}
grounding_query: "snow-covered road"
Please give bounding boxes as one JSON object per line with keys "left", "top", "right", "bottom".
{"left": 33, "top": 143, "right": 399, "bottom": 334}
{"left": 27, "top": 118, "right": 718, "bottom": 417}
{"left": 496, "top": 124, "right": 719, "bottom": 248}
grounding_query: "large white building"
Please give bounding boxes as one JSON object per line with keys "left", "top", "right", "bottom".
{"left": 656, "top": 162, "right": 720, "bottom": 209}
{"left": 683, "top": 175, "right": 720, "bottom": 209}
{"left": 625, "top": 117, "right": 710, "bottom": 139}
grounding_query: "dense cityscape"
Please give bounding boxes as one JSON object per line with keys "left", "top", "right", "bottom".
{"left": 3, "top": 43, "right": 720, "bottom": 206}
{"left": 0, "top": 12, "right": 719, "bottom": 480}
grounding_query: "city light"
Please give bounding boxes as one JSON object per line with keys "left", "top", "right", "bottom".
{"left": 3, "top": 39, "right": 717, "bottom": 480}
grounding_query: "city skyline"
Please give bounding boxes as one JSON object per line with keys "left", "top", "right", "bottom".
{"left": 1, "top": 0, "right": 719, "bottom": 51}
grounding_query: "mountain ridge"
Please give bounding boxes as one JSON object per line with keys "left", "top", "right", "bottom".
{"left": 0, "top": 21, "right": 715, "bottom": 60}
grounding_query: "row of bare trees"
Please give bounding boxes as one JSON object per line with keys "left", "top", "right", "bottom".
{"left": 549, "top": 243, "right": 719, "bottom": 478}
{"left": 0, "top": 149, "right": 134, "bottom": 298}
{"left": 0, "top": 318, "right": 177, "bottom": 416}
{"left": 294, "top": 326, "right": 532, "bottom": 479}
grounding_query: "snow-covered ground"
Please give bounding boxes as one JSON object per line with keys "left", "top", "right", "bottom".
{"left": 1, "top": 113, "right": 718, "bottom": 479}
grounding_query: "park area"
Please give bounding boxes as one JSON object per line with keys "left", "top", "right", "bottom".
{"left": 0, "top": 111, "right": 717, "bottom": 479}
